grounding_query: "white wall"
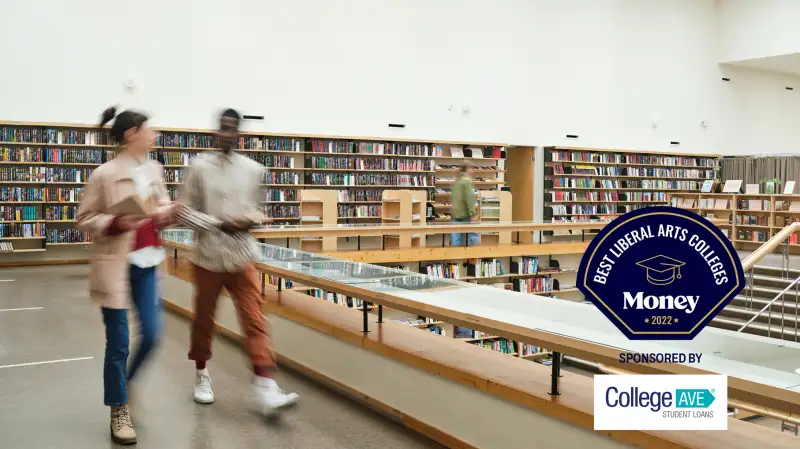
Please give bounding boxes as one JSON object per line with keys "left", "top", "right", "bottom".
{"left": 716, "top": 0, "right": 800, "bottom": 63}
{"left": 716, "top": 65, "right": 800, "bottom": 156}
{"left": 0, "top": 0, "right": 796, "bottom": 156}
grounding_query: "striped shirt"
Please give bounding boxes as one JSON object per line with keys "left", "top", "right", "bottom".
{"left": 176, "top": 151, "right": 265, "bottom": 272}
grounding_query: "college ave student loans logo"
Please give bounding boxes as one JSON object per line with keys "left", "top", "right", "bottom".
{"left": 577, "top": 206, "right": 745, "bottom": 340}
{"left": 594, "top": 375, "right": 728, "bottom": 430}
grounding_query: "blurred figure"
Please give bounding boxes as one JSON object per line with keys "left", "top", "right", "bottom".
{"left": 451, "top": 161, "right": 480, "bottom": 246}
{"left": 176, "top": 108, "right": 299, "bottom": 417}
{"left": 78, "top": 106, "right": 178, "bottom": 445}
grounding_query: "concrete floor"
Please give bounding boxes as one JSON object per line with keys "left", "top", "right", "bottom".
{"left": 0, "top": 265, "right": 442, "bottom": 449}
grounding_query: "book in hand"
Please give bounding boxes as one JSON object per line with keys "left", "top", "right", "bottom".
{"left": 108, "top": 194, "right": 154, "bottom": 218}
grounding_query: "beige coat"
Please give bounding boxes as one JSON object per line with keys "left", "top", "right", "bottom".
{"left": 77, "top": 154, "right": 171, "bottom": 309}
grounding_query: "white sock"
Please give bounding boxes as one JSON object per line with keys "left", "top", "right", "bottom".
{"left": 197, "top": 368, "right": 209, "bottom": 376}
{"left": 253, "top": 376, "right": 277, "bottom": 388}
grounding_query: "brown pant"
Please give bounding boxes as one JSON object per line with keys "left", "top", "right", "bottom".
{"left": 188, "top": 264, "right": 275, "bottom": 369}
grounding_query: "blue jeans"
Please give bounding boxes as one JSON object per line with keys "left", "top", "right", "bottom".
{"left": 450, "top": 217, "right": 480, "bottom": 246}
{"left": 102, "top": 265, "right": 161, "bottom": 406}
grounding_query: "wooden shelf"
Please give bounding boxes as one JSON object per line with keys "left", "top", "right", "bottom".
{"left": 437, "top": 180, "right": 504, "bottom": 185}
{"left": 0, "top": 220, "right": 46, "bottom": 223}
{"left": 551, "top": 187, "right": 698, "bottom": 192}
{"left": 307, "top": 152, "right": 436, "bottom": 159}
{"left": 410, "top": 321, "right": 444, "bottom": 328}
{"left": 0, "top": 236, "right": 46, "bottom": 240}
{"left": 460, "top": 335, "right": 501, "bottom": 342}
{"left": 735, "top": 224, "right": 771, "bottom": 229}
{"left": 0, "top": 141, "right": 113, "bottom": 148}
{"left": 3, "top": 248, "right": 46, "bottom": 253}
{"left": 308, "top": 185, "right": 431, "bottom": 189}
{"left": 306, "top": 168, "right": 434, "bottom": 173}
{"left": 546, "top": 200, "right": 666, "bottom": 204}
{"left": 47, "top": 241, "right": 90, "bottom": 246}
{"left": 547, "top": 160, "right": 715, "bottom": 169}
{"left": 546, "top": 173, "right": 712, "bottom": 180}
{"left": 437, "top": 168, "right": 505, "bottom": 173}
{"left": 0, "top": 161, "right": 101, "bottom": 166}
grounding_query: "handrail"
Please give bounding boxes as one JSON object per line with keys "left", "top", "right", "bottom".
{"left": 737, "top": 274, "right": 800, "bottom": 333}
{"left": 251, "top": 221, "right": 607, "bottom": 239}
{"left": 741, "top": 222, "right": 800, "bottom": 272}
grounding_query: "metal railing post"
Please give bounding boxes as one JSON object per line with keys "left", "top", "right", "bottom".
{"left": 784, "top": 239, "right": 790, "bottom": 279}
{"left": 781, "top": 290, "right": 786, "bottom": 340}
{"left": 768, "top": 298, "right": 773, "bottom": 338}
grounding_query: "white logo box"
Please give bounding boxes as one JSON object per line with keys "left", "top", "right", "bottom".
{"left": 594, "top": 374, "right": 728, "bottom": 431}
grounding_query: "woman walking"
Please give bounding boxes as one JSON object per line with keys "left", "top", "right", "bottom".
{"left": 77, "top": 107, "right": 177, "bottom": 444}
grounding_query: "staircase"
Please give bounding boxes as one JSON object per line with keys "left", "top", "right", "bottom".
{"left": 711, "top": 265, "right": 800, "bottom": 341}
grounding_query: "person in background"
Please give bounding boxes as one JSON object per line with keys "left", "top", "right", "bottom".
{"left": 78, "top": 107, "right": 178, "bottom": 445}
{"left": 176, "top": 108, "right": 299, "bottom": 416}
{"left": 451, "top": 161, "right": 480, "bottom": 246}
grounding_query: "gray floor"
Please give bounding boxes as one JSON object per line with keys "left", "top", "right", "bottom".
{"left": 0, "top": 265, "right": 442, "bottom": 449}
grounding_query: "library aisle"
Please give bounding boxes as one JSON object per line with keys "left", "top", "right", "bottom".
{"left": 0, "top": 265, "right": 441, "bottom": 449}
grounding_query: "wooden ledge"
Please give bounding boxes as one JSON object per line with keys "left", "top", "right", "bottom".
{"left": 321, "top": 242, "right": 589, "bottom": 263}
{"left": 164, "top": 258, "right": 799, "bottom": 449}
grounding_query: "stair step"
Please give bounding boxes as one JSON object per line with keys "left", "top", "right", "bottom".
{"left": 740, "top": 284, "right": 800, "bottom": 300}
{"left": 730, "top": 295, "right": 800, "bottom": 311}
{"left": 753, "top": 265, "right": 800, "bottom": 278}
{"left": 711, "top": 316, "right": 800, "bottom": 340}
{"left": 718, "top": 304, "right": 800, "bottom": 327}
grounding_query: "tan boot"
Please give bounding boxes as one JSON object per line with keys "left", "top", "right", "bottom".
{"left": 110, "top": 405, "right": 137, "bottom": 445}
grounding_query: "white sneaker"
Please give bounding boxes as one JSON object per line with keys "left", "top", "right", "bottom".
{"left": 253, "top": 376, "right": 299, "bottom": 417}
{"left": 193, "top": 368, "right": 215, "bottom": 404}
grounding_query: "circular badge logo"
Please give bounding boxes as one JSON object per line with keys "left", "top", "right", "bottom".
{"left": 577, "top": 206, "right": 745, "bottom": 340}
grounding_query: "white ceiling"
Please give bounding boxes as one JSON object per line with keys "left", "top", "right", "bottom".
{"left": 727, "top": 52, "right": 800, "bottom": 77}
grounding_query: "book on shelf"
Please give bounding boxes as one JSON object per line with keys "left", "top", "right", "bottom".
{"left": 466, "top": 147, "right": 483, "bottom": 158}
{"left": 0, "top": 241, "right": 14, "bottom": 252}
{"left": 513, "top": 277, "right": 557, "bottom": 294}
{"left": 466, "top": 258, "right": 504, "bottom": 278}
{"left": 47, "top": 228, "right": 90, "bottom": 244}
{"left": 510, "top": 256, "right": 539, "bottom": 274}
{"left": 422, "top": 262, "right": 460, "bottom": 279}
{"left": 450, "top": 148, "right": 464, "bottom": 158}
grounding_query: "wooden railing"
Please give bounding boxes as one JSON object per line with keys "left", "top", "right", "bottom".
{"left": 163, "top": 235, "right": 800, "bottom": 418}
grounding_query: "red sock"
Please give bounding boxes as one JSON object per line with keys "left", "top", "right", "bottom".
{"left": 253, "top": 365, "right": 273, "bottom": 379}
{"left": 196, "top": 361, "right": 207, "bottom": 370}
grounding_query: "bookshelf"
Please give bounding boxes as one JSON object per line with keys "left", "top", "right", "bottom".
{"left": 478, "top": 190, "right": 512, "bottom": 246}
{"left": 544, "top": 146, "right": 719, "bottom": 227}
{"left": 382, "top": 190, "right": 426, "bottom": 249}
{"left": 0, "top": 125, "right": 106, "bottom": 251}
{"left": 0, "top": 121, "right": 508, "bottom": 256}
{"left": 432, "top": 145, "right": 506, "bottom": 221}
{"left": 670, "top": 192, "right": 800, "bottom": 250}
{"left": 299, "top": 189, "right": 337, "bottom": 253}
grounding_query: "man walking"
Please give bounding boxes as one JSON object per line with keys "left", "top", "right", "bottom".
{"left": 176, "top": 108, "right": 298, "bottom": 416}
{"left": 451, "top": 162, "right": 479, "bottom": 245}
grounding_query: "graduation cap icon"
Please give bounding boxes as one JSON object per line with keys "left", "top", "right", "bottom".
{"left": 636, "top": 255, "right": 685, "bottom": 286}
